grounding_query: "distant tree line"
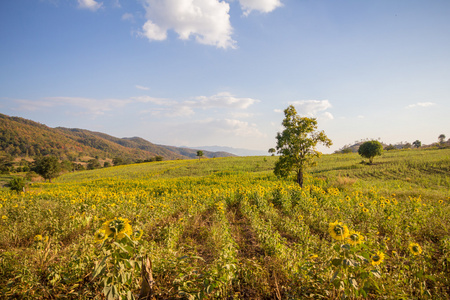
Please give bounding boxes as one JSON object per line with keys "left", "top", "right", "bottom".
{"left": 336, "top": 134, "right": 449, "bottom": 154}
{"left": 0, "top": 152, "right": 165, "bottom": 181}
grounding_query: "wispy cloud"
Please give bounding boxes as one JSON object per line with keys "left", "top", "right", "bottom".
{"left": 140, "top": 0, "right": 236, "bottom": 49}
{"left": 77, "top": 0, "right": 102, "bottom": 11}
{"left": 406, "top": 102, "right": 436, "bottom": 108}
{"left": 172, "top": 118, "right": 265, "bottom": 139}
{"left": 122, "top": 13, "right": 135, "bottom": 22}
{"left": 9, "top": 91, "right": 258, "bottom": 119}
{"left": 135, "top": 84, "right": 149, "bottom": 90}
{"left": 186, "top": 92, "right": 258, "bottom": 109}
{"left": 13, "top": 97, "right": 130, "bottom": 116}
{"left": 239, "top": 0, "right": 283, "bottom": 16}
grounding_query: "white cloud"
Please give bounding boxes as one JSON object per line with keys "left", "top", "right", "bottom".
{"left": 131, "top": 95, "right": 176, "bottom": 106}
{"left": 77, "top": 0, "right": 102, "bottom": 11}
{"left": 230, "top": 112, "right": 253, "bottom": 118}
{"left": 406, "top": 102, "right": 436, "bottom": 108}
{"left": 238, "top": 0, "right": 283, "bottom": 16}
{"left": 14, "top": 97, "right": 130, "bottom": 116}
{"left": 141, "top": 20, "right": 167, "bottom": 41}
{"left": 173, "top": 118, "right": 265, "bottom": 138}
{"left": 46, "top": 97, "right": 130, "bottom": 115}
{"left": 140, "top": 0, "right": 236, "bottom": 49}
{"left": 290, "top": 99, "right": 333, "bottom": 118}
{"left": 122, "top": 13, "right": 135, "bottom": 22}
{"left": 274, "top": 109, "right": 282, "bottom": 113}
{"left": 320, "top": 112, "right": 334, "bottom": 120}
{"left": 222, "top": 119, "right": 264, "bottom": 137}
{"left": 186, "top": 92, "right": 258, "bottom": 109}
{"left": 135, "top": 85, "right": 150, "bottom": 90}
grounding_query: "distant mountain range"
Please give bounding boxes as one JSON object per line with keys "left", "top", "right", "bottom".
{"left": 187, "top": 145, "right": 268, "bottom": 156}
{"left": 0, "top": 113, "right": 236, "bottom": 161}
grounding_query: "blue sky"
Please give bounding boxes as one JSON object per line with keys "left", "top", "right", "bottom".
{"left": 1, "top": 0, "right": 449, "bottom": 154}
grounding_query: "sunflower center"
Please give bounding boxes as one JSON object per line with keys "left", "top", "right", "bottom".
{"left": 109, "top": 219, "right": 125, "bottom": 233}
{"left": 350, "top": 234, "right": 359, "bottom": 241}
{"left": 372, "top": 255, "right": 380, "bottom": 262}
{"left": 412, "top": 245, "right": 419, "bottom": 252}
{"left": 333, "top": 225, "right": 344, "bottom": 236}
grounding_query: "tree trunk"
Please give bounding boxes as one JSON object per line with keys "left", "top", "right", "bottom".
{"left": 297, "top": 170, "right": 303, "bottom": 187}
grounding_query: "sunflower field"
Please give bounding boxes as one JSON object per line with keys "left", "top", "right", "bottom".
{"left": 1, "top": 149, "right": 449, "bottom": 299}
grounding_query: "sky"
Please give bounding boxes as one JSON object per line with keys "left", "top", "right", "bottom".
{"left": 1, "top": 0, "right": 449, "bottom": 154}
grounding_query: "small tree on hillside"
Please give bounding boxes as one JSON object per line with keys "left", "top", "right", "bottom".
{"left": 268, "top": 148, "right": 276, "bottom": 156}
{"left": 196, "top": 150, "right": 204, "bottom": 160}
{"left": 274, "top": 105, "right": 332, "bottom": 187}
{"left": 9, "top": 177, "right": 26, "bottom": 193}
{"left": 412, "top": 140, "right": 421, "bottom": 148}
{"left": 34, "top": 156, "right": 60, "bottom": 182}
{"left": 358, "top": 140, "right": 383, "bottom": 164}
{"left": 87, "top": 158, "right": 101, "bottom": 170}
{"left": 438, "top": 134, "right": 446, "bottom": 145}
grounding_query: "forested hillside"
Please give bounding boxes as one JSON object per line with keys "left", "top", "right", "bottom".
{"left": 0, "top": 113, "right": 234, "bottom": 161}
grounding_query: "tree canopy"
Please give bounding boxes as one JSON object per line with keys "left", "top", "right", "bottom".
{"left": 34, "top": 156, "right": 61, "bottom": 182}
{"left": 358, "top": 140, "right": 383, "bottom": 164}
{"left": 274, "top": 105, "right": 332, "bottom": 187}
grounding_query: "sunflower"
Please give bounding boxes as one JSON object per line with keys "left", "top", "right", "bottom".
{"left": 371, "top": 251, "right": 385, "bottom": 266}
{"left": 346, "top": 231, "right": 364, "bottom": 245}
{"left": 328, "top": 221, "right": 350, "bottom": 241}
{"left": 102, "top": 217, "right": 133, "bottom": 240}
{"left": 34, "top": 234, "right": 43, "bottom": 242}
{"left": 409, "top": 243, "right": 422, "bottom": 255}
{"left": 132, "top": 229, "right": 144, "bottom": 241}
{"left": 94, "top": 229, "right": 108, "bottom": 244}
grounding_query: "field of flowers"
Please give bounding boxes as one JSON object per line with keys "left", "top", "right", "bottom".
{"left": 1, "top": 149, "right": 449, "bottom": 299}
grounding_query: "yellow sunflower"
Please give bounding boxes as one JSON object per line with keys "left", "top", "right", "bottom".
{"left": 371, "top": 251, "right": 385, "bottom": 266}
{"left": 346, "top": 231, "right": 364, "bottom": 245}
{"left": 409, "top": 243, "right": 422, "bottom": 255}
{"left": 101, "top": 217, "right": 132, "bottom": 240}
{"left": 34, "top": 234, "right": 43, "bottom": 242}
{"left": 328, "top": 221, "right": 350, "bottom": 241}
{"left": 94, "top": 228, "right": 108, "bottom": 244}
{"left": 132, "top": 229, "right": 144, "bottom": 241}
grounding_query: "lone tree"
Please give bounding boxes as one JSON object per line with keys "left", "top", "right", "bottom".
{"left": 268, "top": 148, "right": 276, "bottom": 156}
{"left": 412, "top": 140, "right": 421, "bottom": 148}
{"left": 438, "top": 134, "right": 446, "bottom": 145}
{"left": 274, "top": 105, "right": 332, "bottom": 187}
{"left": 358, "top": 140, "right": 383, "bottom": 164}
{"left": 196, "top": 150, "right": 204, "bottom": 160}
{"left": 34, "top": 156, "right": 61, "bottom": 182}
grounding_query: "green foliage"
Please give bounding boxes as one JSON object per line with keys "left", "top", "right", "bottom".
{"left": 92, "top": 218, "right": 144, "bottom": 300}
{"left": 87, "top": 158, "right": 101, "bottom": 170}
{"left": 274, "top": 105, "right": 332, "bottom": 187}
{"left": 196, "top": 150, "right": 204, "bottom": 160}
{"left": 8, "top": 177, "right": 26, "bottom": 193}
{"left": 358, "top": 140, "right": 383, "bottom": 164}
{"left": 34, "top": 156, "right": 61, "bottom": 182}
{"left": 413, "top": 140, "right": 421, "bottom": 148}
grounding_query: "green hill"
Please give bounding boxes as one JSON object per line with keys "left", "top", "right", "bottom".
{"left": 0, "top": 113, "right": 234, "bottom": 161}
